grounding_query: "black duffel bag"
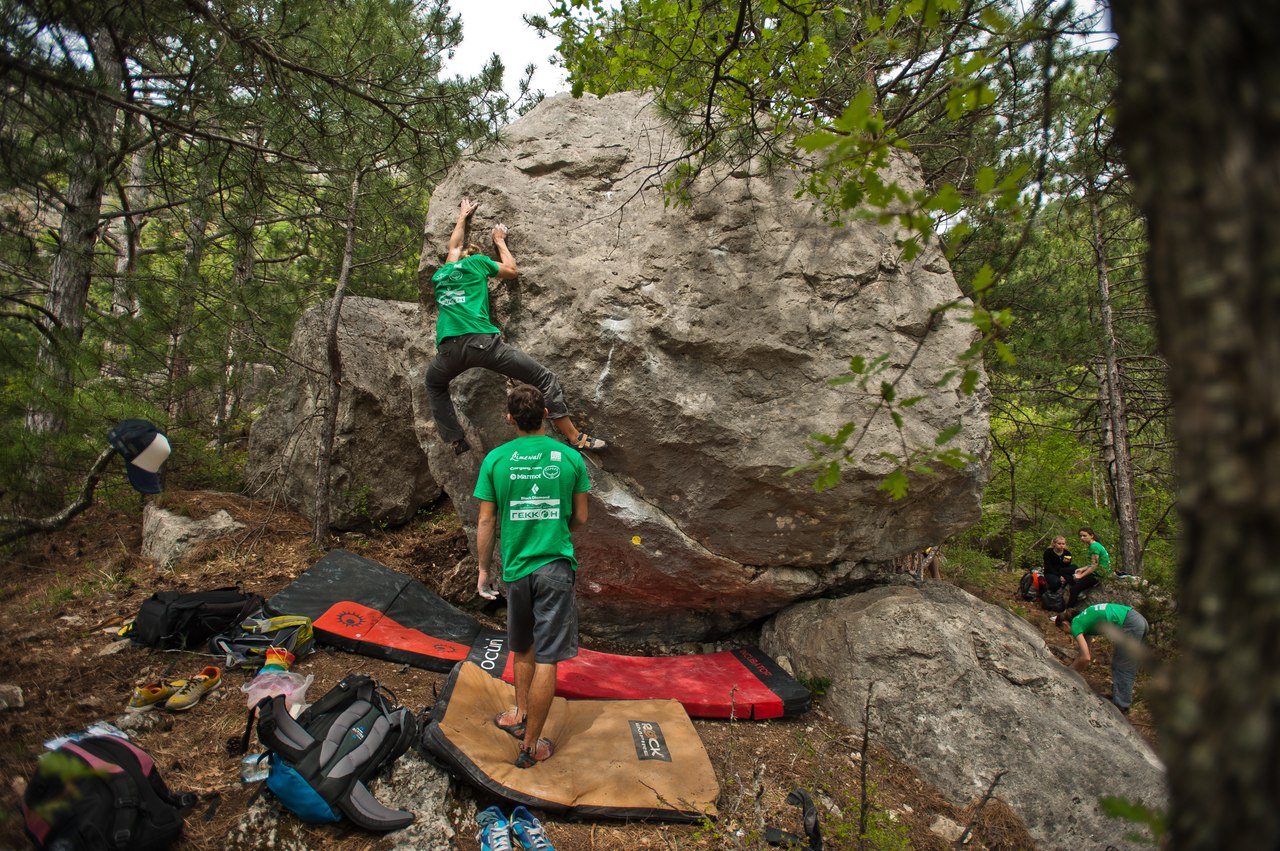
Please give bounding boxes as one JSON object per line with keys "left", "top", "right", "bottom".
{"left": 124, "top": 587, "right": 263, "bottom": 650}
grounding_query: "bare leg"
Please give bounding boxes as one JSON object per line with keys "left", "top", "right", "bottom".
{"left": 512, "top": 648, "right": 535, "bottom": 720}
{"left": 550, "top": 415, "right": 580, "bottom": 444}
{"left": 521, "top": 660, "right": 558, "bottom": 759}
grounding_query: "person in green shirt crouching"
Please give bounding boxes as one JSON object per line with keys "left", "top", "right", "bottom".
{"left": 474, "top": 383, "right": 591, "bottom": 768}
{"left": 425, "top": 198, "right": 607, "bottom": 456}
{"left": 1056, "top": 602, "right": 1149, "bottom": 714}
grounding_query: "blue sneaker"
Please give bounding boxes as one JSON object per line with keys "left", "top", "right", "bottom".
{"left": 477, "top": 806, "right": 513, "bottom": 851}
{"left": 510, "top": 805, "right": 554, "bottom": 850}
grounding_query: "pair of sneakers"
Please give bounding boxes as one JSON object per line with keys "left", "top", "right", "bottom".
{"left": 476, "top": 805, "right": 554, "bottom": 851}
{"left": 126, "top": 665, "right": 222, "bottom": 713}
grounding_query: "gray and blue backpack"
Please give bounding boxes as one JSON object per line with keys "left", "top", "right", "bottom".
{"left": 244, "top": 674, "right": 417, "bottom": 831}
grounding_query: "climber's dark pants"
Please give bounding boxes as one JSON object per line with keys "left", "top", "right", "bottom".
{"left": 425, "top": 332, "right": 569, "bottom": 444}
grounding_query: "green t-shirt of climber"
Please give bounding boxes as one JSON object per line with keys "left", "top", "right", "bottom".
{"left": 1071, "top": 603, "right": 1131, "bottom": 638}
{"left": 432, "top": 253, "right": 501, "bottom": 343}
{"left": 473, "top": 434, "right": 591, "bottom": 583}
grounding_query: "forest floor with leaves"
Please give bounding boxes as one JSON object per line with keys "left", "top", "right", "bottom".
{"left": 0, "top": 489, "right": 1156, "bottom": 850}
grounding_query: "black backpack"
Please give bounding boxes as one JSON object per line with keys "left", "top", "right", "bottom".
{"left": 21, "top": 736, "right": 193, "bottom": 851}
{"left": 1017, "top": 570, "right": 1040, "bottom": 602}
{"left": 124, "top": 587, "right": 263, "bottom": 650}
{"left": 1040, "top": 585, "right": 1067, "bottom": 612}
{"left": 242, "top": 674, "right": 417, "bottom": 831}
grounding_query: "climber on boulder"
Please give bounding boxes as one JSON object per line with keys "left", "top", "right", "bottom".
{"left": 425, "top": 197, "right": 607, "bottom": 455}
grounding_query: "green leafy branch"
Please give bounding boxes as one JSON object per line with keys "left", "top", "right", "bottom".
{"left": 543, "top": 0, "right": 1076, "bottom": 499}
{"left": 1100, "top": 795, "right": 1167, "bottom": 846}
{"left": 785, "top": 347, "right": 979, "bottom": 497}
{"left": 27, "top": 751, "right": 108, "bottom": 824}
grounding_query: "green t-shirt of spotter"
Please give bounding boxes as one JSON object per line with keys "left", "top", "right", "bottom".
{"left": 474, "top": 434, "right": 591, "bottom": 583}
{"left": 432, "top": 254, "right": 501, "bottom": 343}
{"left": 1071, "top": 603, "right": 1131, "bottom": 638}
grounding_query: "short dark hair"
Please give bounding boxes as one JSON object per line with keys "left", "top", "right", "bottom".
{"left": 507, "top": 383, "right": 546, "bottom": 432}
{"left": 1079, "top": 527, "right": 1097, "bottom": 539}
{"left": 1057, "top": 609, "right": 1081, "bottom": 632}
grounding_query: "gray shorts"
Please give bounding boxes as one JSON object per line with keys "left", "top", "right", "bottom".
{"left": 506, "top": 559, "right": 579, "bottom": 664}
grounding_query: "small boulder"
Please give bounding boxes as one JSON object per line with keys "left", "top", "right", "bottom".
{"left": 0, "top": 684, "right": 23, "bottom": 710}
{"left": 142, "top": 505, "right": 245, "bottom": 568}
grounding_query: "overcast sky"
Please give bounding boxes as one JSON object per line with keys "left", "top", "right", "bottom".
{"left": 442, "top": 0, "right": 570, "bottom": 101}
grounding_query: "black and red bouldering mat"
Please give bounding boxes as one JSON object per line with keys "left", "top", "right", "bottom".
{"left": 420, "top": 661, "right": 719, "bottom": 820}
{"left": 266, "top": 549, "right": 810, "bottom": 719}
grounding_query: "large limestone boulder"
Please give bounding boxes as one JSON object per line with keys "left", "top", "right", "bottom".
{"left": 414, "top": 91, "right": 990, "bottom": 639}
{"left": 245, "top": 298, "right": 441, "bottom": 530}
{"left": 245, "top": 91, "right": 990, "bottom": 640}
{"left": 760, "top": 583, "right": 1167, "bottom": 850}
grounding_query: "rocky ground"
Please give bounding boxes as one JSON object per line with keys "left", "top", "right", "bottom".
{"left": 0, "top": 489, "right": 1155, "bottom": 849}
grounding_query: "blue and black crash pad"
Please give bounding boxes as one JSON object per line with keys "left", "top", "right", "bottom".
{"left": 267, "top": 550, "right": 810, "bottom": 719}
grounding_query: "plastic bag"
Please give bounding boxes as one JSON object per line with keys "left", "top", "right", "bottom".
{"left": 242, "top": 670, "right": 313, "bottom": 714}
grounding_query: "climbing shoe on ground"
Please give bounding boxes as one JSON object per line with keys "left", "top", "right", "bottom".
{"left": 510, "top": 805, "right": 555, "bottom": 850}
{"left": 476, "top": 805, "right": 514, "bottom": 851}
{"left": 164, "top": 666, "right": 221, "bottom": 711}
{"left": 125, "top": 679, "right": 186, "bottom": 712}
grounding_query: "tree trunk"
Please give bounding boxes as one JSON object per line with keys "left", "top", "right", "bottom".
{"left": 110, "top": 116, "right": 149, "bottom": 321}
{"left": 1112, "top": 1, "right": 1280, "bottom": 846}
{"left": 1089, "top": 190, "right": 1142, "bottom": 575}
{"left": 313, "top": 171, "right": 363, "bottom": 545}
{"left": 214, "top": 207, "right": 260, "bottom": 449}
{"left": 166, "top": 168, "right": 214, "bottom": 426}
{"left": 990, "top": 427, "right": 1018, "bottom": 569}
{"left": 215, "top": 131, "right": 268, "bottom": 447}
{"left": 27, "top": 29, "right": 122, "bottom": 433}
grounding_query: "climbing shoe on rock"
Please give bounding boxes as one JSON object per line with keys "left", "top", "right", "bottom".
{"left": 165, "top": 666, "right": 221, "bottom": 711}
{"left": 572, "top": 433, "right": 607, "bottom": 452}
{"left": 477, "top": 805, "right": 513, "bottom": 851}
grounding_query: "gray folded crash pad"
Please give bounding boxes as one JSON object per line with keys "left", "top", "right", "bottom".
{"left": 421, "top": 662, "right": 720, "bottom": 821}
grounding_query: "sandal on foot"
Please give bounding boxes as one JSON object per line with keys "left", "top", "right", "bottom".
{"left": 572, "top": 433, "right": 607, "bottom": 452}
{"left": 494, "top": 709, "right": 526, "bottom": 739}
{"left": 515, "top": 738, "right": 554, "bottom": 768}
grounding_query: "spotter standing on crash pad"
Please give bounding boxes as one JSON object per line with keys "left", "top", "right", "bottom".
{"left": 474, "top": 383, "right": 591, "bottom": 767}
{"left": 425, "top": 197, "right": 607, "bottom": 455}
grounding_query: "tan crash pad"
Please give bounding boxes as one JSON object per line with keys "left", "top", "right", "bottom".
{"left": 421, "top": 661, "right": 720, "bottom": 820}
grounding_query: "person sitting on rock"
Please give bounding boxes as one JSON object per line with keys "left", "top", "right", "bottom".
{"left": 1068, "top": 527, "right": 1110, "bottom": 602}
{"left": 1056, "top": 603, "right": 1149, "bottom": 714}
{"left": 1042, "top": 535, "right": 1074, "bottom": 594}
{"left": 425, "top": 197, "right": 607, "bottom": 455}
